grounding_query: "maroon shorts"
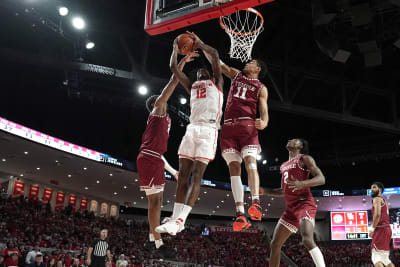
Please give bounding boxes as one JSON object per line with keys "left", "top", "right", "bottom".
{"left": 279, "top": 200, "right": 317, "bottom": 233}
{"left": 220, "top": 119, "right": 260, "bottom": 154}
{"left": 371, "top": 226, "right": 392, "bottom": 252}
{"left": 136, "top": 153, "right": 165, "bottom": 191}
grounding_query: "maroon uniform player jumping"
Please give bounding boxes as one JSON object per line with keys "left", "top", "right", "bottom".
{"left": 369, "top": 182, "right": 394, "bottom": 267}
{"left": 262, "top": 138, "right": 326, "bottom": 267}
{"left": 136, "top": 53, "right": 197, "bottom": 259}
{"left": 219, "top": 59, "right": 269, "bottom": 231}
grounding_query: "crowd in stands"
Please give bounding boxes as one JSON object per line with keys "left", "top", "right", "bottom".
{"left": 0, "top": 196, "right": 271, "bottom": 267}
{"left": 1, "top": 195, "right": 400, "bottom": 267}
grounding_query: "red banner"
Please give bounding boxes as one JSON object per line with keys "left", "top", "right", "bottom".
{"left": 28, "top": 184, "right": 39, "bottom": 198}
{"left": 13, "top": 180, "right": 25, "bottom": 197}
{"left": 42, "top": 188, "right": 53, "bottom": 201}
{"left": 55, "top": 191, "right": 65, "bottom": 206}
{"left": 68, "top": 194, "right": 77, "bottom": 207}
{"left": 80, "top": 197, "right": 88, "bottom": 210}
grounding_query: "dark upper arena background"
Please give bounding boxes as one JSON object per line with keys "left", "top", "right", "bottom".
{"left": 0, "top": 0, "right": 399, "bottom": 190}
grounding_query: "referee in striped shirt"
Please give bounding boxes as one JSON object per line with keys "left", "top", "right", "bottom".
{"left": 86, "top": 229, "right": 112, "bottom": 267}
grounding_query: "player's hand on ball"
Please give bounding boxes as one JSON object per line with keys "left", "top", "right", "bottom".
{"left": 287, "top": 176, "right": 305, "bottom": 191}
{"left": 183, "top": 51, "right": 200, "bottom": 63}
{"left": 255, "top": 118, "right": 267, "bottom": 130}
{"left": 173, "top": 171, "right": 179, "bottom": 180}
{"left": 186, "top": 31, "right": 203, "bottom": 50}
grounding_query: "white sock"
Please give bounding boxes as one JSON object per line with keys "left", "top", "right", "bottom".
{"left": 236, "top": 205, "right": 245, "bottom": 214}
{"left": 178, "top": 205, "right": 192, "bottom": 223}
{"left": 155, "top": 239, "right": 164, "bottom": 249}
{"left": 230, "top": 176, "right": 244, "bottom": 204}
{"left": 309, "top": 247, "right": 325, "bottom": 267}
{"left": 172, "top": 202, "right": 184, "bottom": 220}
{"left": 149, "top": 233, "right": 155, "bottom": 242}
{"left": 252, "top": 195, "right": 259, "bottom": 201}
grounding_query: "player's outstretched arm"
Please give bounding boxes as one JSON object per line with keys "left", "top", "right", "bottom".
{"left": 187, "top": 32, "right": 223, "bottom": 89}
{"left": 170, "top": 38, "right": 192, "bottom": 93}
{"left": 162, "top": 156, "right": 179, "bottom": 180}
{"left": 255, "top": 86, "right": 269, "bottom": 130}
{"left": 154, "top": 52, "right": 199, "bottom": 116}
{"left": 260, "top": 186, "right": 284, "bottom": 197}
{"left": 220, "top": 60, "right": 240, "bottom": 79}
{"left": 186, "top": 31, "right": 239, "bottom": 79}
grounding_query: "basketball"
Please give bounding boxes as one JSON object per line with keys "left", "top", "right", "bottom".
{"left": 177, "top": 33, "right": 194, "bottom": 55}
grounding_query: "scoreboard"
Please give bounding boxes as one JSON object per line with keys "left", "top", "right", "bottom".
{"left": 331, "top": 211, "right": 369, "bottom": 240}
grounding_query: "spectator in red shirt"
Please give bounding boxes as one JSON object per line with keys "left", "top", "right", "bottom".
{"left": 4, "top": 252, "right": 19, "bottom": 267}
{"left": 1, "top": 243, "right": 22, "bottom": 259}
{"left": 63, "top": 253, "right": 73, "bottom": 267}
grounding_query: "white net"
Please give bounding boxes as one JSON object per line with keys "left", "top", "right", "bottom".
{"left": 220, "top": 8, "right": 264, "bottom": 62}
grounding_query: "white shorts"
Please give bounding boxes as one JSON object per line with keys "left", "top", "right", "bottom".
{"left": 221, "top": 146, "right": 259, "bottom": 165}
{"left": 371, "top": 249, "right": 392, "bottom": 266}
{"left": 178, "top": 124, "right": 218, "bottom": 162}
{"left": 144, "top": 187, "right": 164, "bottom": 196}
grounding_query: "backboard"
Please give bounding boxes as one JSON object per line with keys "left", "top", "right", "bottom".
{"left": 144, "top": 0, "right": 275, "bottom": 35}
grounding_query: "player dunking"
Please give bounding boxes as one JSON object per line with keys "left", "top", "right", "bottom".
{"left": 218, "top": 57, "right": 269, "bottom": 230}
{"left": 136, "top": 53, "right": 197, "bottom": 259}
{"left": 369, "top": 182, "right": 394, "bottom": 267}
{"left": 262, "top": 138, "right": 326, "bottom": 267}
{"left": 156, "top": 33, "right": 223, "bottom": 236}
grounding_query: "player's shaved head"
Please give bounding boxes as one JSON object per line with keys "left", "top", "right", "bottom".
{"left": 146, "top": 95, "right": 159, "bottom": 112}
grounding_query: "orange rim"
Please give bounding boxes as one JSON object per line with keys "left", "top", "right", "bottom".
{"left": 220, "top": 7, "right": 264, "bottom": 36}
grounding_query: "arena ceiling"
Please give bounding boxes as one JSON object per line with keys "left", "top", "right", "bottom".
{"left": 0, "top": 0, "right": 399, "bottom": 191}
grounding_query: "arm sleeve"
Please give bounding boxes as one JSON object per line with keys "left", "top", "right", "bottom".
{"left": 162, "top": 156, "right": 177, "bottom": 175}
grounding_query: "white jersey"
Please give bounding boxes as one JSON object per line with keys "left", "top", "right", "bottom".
{"left": 189, "top": 79, "right": 223, "bottom": 128}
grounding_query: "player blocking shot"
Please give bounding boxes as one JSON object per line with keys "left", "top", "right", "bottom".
{"left": 136, "top": 53, "right": 197, "bottom": 259}
{"left": 218, "top": 57, "right": 269, "bottom": 231}
{"left": 262, "top": 139, "right": 326, "bottom": 267}
{"left": 156, "top": 33, "right": 224, "bottom": 236}
{"left": 369, "top": 182, "right": 395, "bottom": 267}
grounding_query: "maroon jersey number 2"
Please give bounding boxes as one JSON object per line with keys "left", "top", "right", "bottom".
{"left": 233, "top": 87, "right": 247, "bottom": 100}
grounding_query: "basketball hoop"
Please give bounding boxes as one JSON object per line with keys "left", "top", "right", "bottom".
{"left": 220, "top": 8, "right": 264, "bottom": 62}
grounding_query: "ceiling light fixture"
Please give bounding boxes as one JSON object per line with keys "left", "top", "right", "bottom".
{"left": 96, "top": 180, "right": 100, "bottom": 184}
{"left": 58, "top": 7, "right": 69, "bottom": 16}
{"left": 72, "top": 17, "right": 85, "bottom": 30}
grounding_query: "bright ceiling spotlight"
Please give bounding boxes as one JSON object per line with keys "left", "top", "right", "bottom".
{"left": 256, "top": 154, "right": 262, "bottom": 161}
{"left": 138, "top": 85, "right": 148, "bottom": 95}
{"left": 180, "top": 97, "right": 187, "bottom": 105}
{"left": 59, "top": 7, "right": 69, "bottom": 16}
{"left": 72, "top": 17, "right": 85, "bottom": 30}
{"left": 86, "top": 41, "right": 95, "bottom": 49}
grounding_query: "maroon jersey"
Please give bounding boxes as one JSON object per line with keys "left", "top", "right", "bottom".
{"left": 223, "top": 72, "right": 265, "bottom": 121}
{"left": 372, "top": 196, "right": 390, "bottom": 228}
{"left": 139, "top": 113, "right": 171, "bottom": 156}
{"left": 280, "top": 154, "right": 314, "bottom": 208}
